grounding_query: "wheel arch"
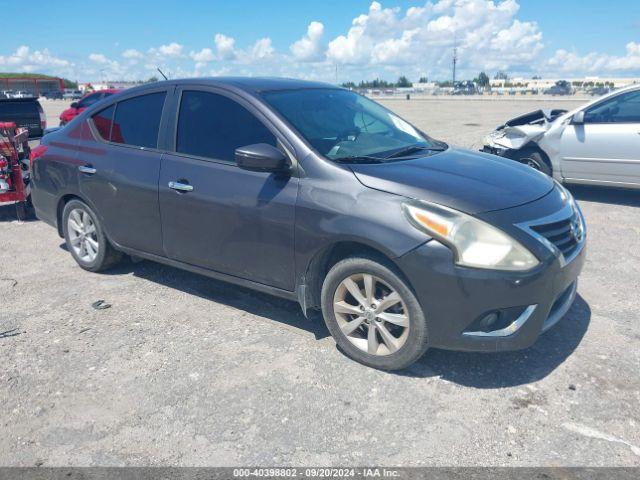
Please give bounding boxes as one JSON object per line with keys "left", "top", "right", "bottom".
{"left": 55, "top": 192, "right": 101, "bottom": 238}
{"left": 517, "top": 143, "right": 553, "bottom": 174}
{"left": 297, "top": 240, "right": 411, "bottom": 314}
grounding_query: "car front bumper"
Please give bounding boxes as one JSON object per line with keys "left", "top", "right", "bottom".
{"left": 395, "top": 192, "right": 586, "bottom": 353}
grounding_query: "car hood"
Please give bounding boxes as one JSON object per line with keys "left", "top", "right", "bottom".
{"left": 349, "top": 148, "right": 554, "bottom": 214}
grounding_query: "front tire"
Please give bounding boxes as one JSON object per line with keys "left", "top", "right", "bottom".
{"left": 62, "top": 199, "right": 122, "bottom": 272}
{"left": 321, "top": 256, "right": 429, "bottom": 371}
{"left": 519, "top": 151, "right": 552, "bottom": 176}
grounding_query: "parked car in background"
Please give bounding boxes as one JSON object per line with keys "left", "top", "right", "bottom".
{"left": 452, "top": 81, "right": 477, "bottom": 95}
{"left": 482, "top": 84, "right": 640, "bottom": 189}
{"left": 63, "top": 89, "right": 82, "bottom": 100}
{"left": 587, "top": 86, "right": 612, "bottom": 97}
{"left": 32, "top": 78, "right": 585, "bottom": 370}
{"left": 43, "top": 90, "right": 63, "bottom": 100}
{"left": 0, "top": 97, "right": 46, "bottom": 138}
{"left": 11, "top": 90, "right": 33, "bottom": 99}
{"left": 59, "top": 89, "right": 121, "bottom": 125}
{"left": 543, "top": 80, "right": 573, "bottom": 96}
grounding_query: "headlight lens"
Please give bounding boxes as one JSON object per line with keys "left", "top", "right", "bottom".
{"left": 403, "top": 201, "right": 539, "bottom": 271}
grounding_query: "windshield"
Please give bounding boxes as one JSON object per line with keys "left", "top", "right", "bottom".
{"left": 261, "top": 88, "right": 442, "bottom": 162}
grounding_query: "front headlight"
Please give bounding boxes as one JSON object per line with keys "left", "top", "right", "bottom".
{"left": 403, "top": 201, "right": 539, "bottom": 271}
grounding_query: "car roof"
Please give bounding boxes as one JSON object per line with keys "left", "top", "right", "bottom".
{"left": 119, "top": 77, "right": 339, "bottom": 97}
{"left": 85, "top": 89, "right": 121, "bottom": 95}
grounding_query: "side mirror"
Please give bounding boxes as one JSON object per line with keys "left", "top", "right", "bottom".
{"left": 235, "top": 143, "right": 289, "bottom": 173}
{"left": 70, "top": 102, "right": 79, "bottom": 109}
{"left": 572, "top": 111, "right": 585, "bottom": 124}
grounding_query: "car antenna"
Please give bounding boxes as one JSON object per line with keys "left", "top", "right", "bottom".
{"left": 157, "top": 68, "right": 169, "bottom": 81}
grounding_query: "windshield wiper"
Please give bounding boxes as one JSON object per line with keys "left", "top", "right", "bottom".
{"left": 333, "top": 155, "right": 386, "bottom": 164}
{"left": 384, "top": 144, "right": 446, "bottom": 159}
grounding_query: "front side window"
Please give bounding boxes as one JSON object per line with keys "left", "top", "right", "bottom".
{"left": 176, "top": 90, "right": 276, "bottom": 162}
{"left": 111, "top": 92, "right": 166, "bottom": 148}
{"left": 585, "top": 90, "right": 640, "bottom": 124}
{"left": 261, "top": 88, "right": 439, "bottom": 162}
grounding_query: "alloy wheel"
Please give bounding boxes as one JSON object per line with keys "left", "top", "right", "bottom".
{"left": 67, "top": 208, "right": 99, "bottom": 263}
{"left": 332, "top": 273, "right": 410, "bottom": 356}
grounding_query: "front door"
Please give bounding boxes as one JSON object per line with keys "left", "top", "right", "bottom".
{"left": 159, "top": 88, "right": 298, "bottom": 290}
{"left": 560, "top": 89, "right": 640, "bottom": 186}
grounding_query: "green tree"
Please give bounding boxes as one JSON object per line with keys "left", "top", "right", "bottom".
{"left": 396, "top": 76, "right": 412, "bottom": 88}
{"left": 494, "top": 71, "right": 509, "bottom": 80}
{"left": 475, "top": 72, "right": 490, "bottom": 87}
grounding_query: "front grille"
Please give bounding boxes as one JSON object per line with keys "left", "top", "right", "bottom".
{"left": 530, "top": 213, "right": 582, "bottom": 259}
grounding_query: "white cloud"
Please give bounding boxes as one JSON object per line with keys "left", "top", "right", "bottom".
{"left": 0, "top": 45, "right": 70, "bottom": 73}
{"left": 214, "top": 34, "right": 237, "bottom": 60}
{"left": 190, "top": 48, "right": 215, "bottom": 63}
{"left": 250, "top": 38, "right": 274, "bottom": 60}
{"left": 290, "top": 21, "right": 325, "bottom": 61}
{"left": 326, "top": 0, "right": 544, "bottom": 75}
{"left": 89, "top": 53, "right": 109, "bottom": 64}
{"left": 546, "top": 42, "right": 640, "bottom": 75}
{"left": 122, "top": 49, "right": 143, "bottom": 59}
{"left": 157, "top": 42, "right": 183, "bottom": 57}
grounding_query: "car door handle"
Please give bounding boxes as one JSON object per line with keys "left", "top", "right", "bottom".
{"left": 168, "top": 181, "right": 194, "bottom": 192}
{"left": 78, "top": 165, "right": 97, "bottom": 174}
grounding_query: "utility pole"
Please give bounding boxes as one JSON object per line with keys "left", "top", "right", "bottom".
{"left": 452, "top": 34, "right": 458, "bottom": 86}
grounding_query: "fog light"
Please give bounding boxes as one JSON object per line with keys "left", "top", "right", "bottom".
{"left": 464, "top": 306, "right": 531, "bottom": 335}
{"left": 480, "top": 312, "right": 500, "bottom": 330}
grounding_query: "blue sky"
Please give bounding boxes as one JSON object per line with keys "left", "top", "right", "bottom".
{"left": 2, "top": 0, "right": 639, "bottom": 82}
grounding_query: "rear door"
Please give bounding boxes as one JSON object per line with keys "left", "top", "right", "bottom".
{"left": 560, "top": 89, "right": 640, "bottom": 186}
{"left": 158, "top": 87, "right": 298, "bottom": 290}
{"left": 78, "top": 90, "right": 168, "bottom": 255}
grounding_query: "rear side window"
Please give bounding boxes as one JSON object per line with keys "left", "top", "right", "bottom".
{"left": 176, "top": 90, "right": 276, "bottom": 162}
{"left": 111, "top": 92, "right": 166, "bottom": 148}
{"left": 92, "top": 105, "right": 115, "bottom": 140}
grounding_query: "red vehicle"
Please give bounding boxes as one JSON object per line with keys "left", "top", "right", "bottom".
{"left": 59, "top": 89, "right": 121, "bottom": 125}
{"left": 0, "top": 122, "right": 34, "bottom": 218}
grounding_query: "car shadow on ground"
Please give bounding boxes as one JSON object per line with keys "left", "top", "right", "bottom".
{"left": 96, "top": 253, "right": 590, "bottom": 388}
{"left": 403, "top": 295, "right": 591, "bottom": 388}
{"left": 101, "top": 257, "right": 332, "bottom": 341}
{"left": 567, "top": 184, "right": 640, "bottom": 207}
{"left": 0, "top": 204, "right": 36, "bottom": 222}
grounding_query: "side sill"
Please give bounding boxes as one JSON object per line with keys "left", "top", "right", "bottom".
{"left": 114, "top": 244, "right": 300, "bottom": 304}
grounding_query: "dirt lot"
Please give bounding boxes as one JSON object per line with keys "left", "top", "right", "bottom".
{"left": 1, "top": 97, "right": 639, "bottom": 466}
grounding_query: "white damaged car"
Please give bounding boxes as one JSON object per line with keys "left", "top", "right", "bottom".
{"left": 482, "top": 84, "right": 640, "bottom": 189}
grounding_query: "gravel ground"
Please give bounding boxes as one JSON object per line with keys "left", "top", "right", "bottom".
{"left": 1, "top": 97, "right": 639, "bottom": 466}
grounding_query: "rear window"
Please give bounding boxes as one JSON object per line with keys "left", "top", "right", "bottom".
{"left": 0, "top": 100, "right": 38, "bottom": 116}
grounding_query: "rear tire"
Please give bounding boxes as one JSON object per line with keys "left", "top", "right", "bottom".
{"left": 321, "top": 256, "right": 429, "bottom": 371}
{"left": 62, "top": 199, "right": 122, "bottom": 272}
{"left": 519, "top": 151, "right": 552, "bottom": 176}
